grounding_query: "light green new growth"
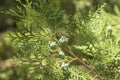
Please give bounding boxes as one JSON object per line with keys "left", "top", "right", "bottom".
{"left": 5, "top": 0, "right": 120, "bottom": 80}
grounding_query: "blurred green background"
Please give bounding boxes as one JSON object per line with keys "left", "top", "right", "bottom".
{"left": 0, "top": 0, "right": 120, "bottom": 80}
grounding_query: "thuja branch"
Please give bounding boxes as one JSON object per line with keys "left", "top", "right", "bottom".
{"left": 38, "top": 20, "right": 103, "bottom": 79}
{"left": 62, "top": 46, "right": 103, "bottom": 79}
{"left": 46, "top": 29, "right": 92, "bottom": 70}
{"left": 62, "top": 46, "right": 91, "bottom": 70}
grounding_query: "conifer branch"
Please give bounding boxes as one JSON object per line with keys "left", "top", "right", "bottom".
{"left": 62, "top": 46, "right": 103, "bottom": 79}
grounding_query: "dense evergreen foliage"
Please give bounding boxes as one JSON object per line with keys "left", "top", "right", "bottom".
{"left": 1, "top": 0, "right": 120, "bottom": 80}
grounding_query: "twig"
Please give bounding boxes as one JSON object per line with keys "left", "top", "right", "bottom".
{"left": 62, "top": 46, "right": 103, "bottom": 80}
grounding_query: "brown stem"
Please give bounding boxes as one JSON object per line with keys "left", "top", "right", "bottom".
{"left": 62, "top": 46, "right": 91, "bottom": 70}
{"left": 62, "top": 46, "right": 103, "bottom": 79}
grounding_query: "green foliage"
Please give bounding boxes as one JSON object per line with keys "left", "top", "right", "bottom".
{"left": 4, "top": 0, "right": 120, "bottom": 80}
{"left": 68, "top": 66, "right": 93, "bottom": 80}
